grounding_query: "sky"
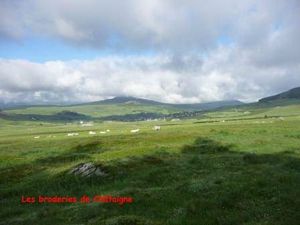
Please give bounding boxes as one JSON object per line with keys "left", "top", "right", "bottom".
{"left": 0, "top": 0, "right": 300, "bottom": 104}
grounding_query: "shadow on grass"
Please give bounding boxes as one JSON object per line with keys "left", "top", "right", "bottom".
{"left": 182, "top": 137, "right": 231, "bottom": 154}
{"left": 36, "top": 141, "right": 104, "bottom": 165}
{"left": 0, "top": 141, "right": 105, "bottom": 184}
{"left": 1, "top": 137, "right": 300, "bottom": 225}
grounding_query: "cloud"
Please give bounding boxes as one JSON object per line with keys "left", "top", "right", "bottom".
{"left": 0, "top": 0, "right": 297, "bottom": 51}
{"left": 1, "top": 45, "right": 300, "bottom": 104}
{"left": 0, "top": 0, "right": 299, "bottom": 103}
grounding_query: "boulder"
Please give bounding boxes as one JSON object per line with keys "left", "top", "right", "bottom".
{"left": 69, "top": 162, "right": 107, "bottom": 177}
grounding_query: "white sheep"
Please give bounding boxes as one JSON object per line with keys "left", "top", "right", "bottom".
{"left": 67, "top": 133, "right": 79, "bottom": 137}
{"left": 130, "top": 129, "right": 140, "bottom": 133}
{"left": 153, "top": 126, "right": 161, "bottom": 131}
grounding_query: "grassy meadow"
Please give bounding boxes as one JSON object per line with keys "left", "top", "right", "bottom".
{"left": 3, "top": 103, "right": 180, "bottom": 117}
{"left": 1, "top": 103, "right": 300, "bottom": 224}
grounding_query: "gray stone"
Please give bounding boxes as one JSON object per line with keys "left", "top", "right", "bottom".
{"left": 69, "top": 162, "right": 107, "bottom": 177}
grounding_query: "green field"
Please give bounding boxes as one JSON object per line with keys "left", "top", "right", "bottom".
{"left": 3, "top": 103, "right": 180, "bottom": 117}
{"left": 1, "top": 103, "right": 300, "bottom": 225}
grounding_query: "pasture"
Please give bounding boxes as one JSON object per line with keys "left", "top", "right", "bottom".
{"left": 3, "top": 102, "right": 180, "bottom": 117}
{"left": 1, "top": 104, "right": 300, "bottom": 224}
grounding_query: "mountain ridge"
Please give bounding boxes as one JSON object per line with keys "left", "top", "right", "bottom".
{"left": 0, "top": 96, "right": 243, "bottom": 108}
{"left": 79, "top": 96, "right": 244, "bottom": 111}
{"left": 259, "top": 87, "right": 300, "bottom": 103}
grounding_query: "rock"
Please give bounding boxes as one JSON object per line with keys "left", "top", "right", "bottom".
{"left": 69, "top": 162, "right": 107, "bottom": 177}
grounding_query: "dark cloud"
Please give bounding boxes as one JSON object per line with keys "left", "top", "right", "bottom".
{"left": 0, "top": 0, "right": 275, "bottom": 51}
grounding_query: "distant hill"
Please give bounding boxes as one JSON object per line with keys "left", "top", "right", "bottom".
{"left": 259, "top": 87, "right": 300, "bottom": 103}
{"left": 170, "top": 100, "right": 244, "bottom": 111}
{"left": 0, "top": 110, "right": 91, "bottom": 122}
{"left": 83, "top": 96, "right": 244, "bottom": 111}
{"left": 86, "top": 96, "right": 164, "bottom": 106}
{"left": 1, "top": 96, "right": 244, "bottom": 122}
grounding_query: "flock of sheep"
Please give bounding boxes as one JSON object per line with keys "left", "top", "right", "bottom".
{"left": 33, "top": 126, "right": 161, "bottom": 139}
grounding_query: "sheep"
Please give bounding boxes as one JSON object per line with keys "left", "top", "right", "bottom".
{"left": 34, "top": 136, "right": 40, "bottom": 139}
{"left": 81, "top": 122, "right": 94, "bottom": 127}
{"left": 67, "top": 133, "right": 79, "bottom": 137}
{"left": 130, "top": 129, "right": 140, "bottom": 133}
{"left": 100, "top": 131, "right": 106, "bottom": 134}
{"left": 89, "top": 131, "right": 96, "bottom": 135}
{"left": 153, "top": 126, "right": 161, "bottom": 131}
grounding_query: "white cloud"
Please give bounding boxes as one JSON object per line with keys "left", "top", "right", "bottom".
{"left": 0, "top": 0, "right": 299, "bottom": 103}
{"left": 1, "top": 45, "right": 299, "bottom": 104}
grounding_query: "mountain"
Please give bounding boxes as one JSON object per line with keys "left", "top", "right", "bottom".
{"left": 170, "top": 100, "right": 244, "bottom": 111}
{"left": 1, "top": 96, "right": 244, "bottom": 111}
{"left": 1, "top": 96, "right": 244, "bottom": 122}
{"left": 87, "top": 96, "right": 164, "bottom": 106}
{"left": 84, "top": 96, "right": 244, "bottom": 111}
{"left": 259, "top": 87, "right": 300, "bottom": 103}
